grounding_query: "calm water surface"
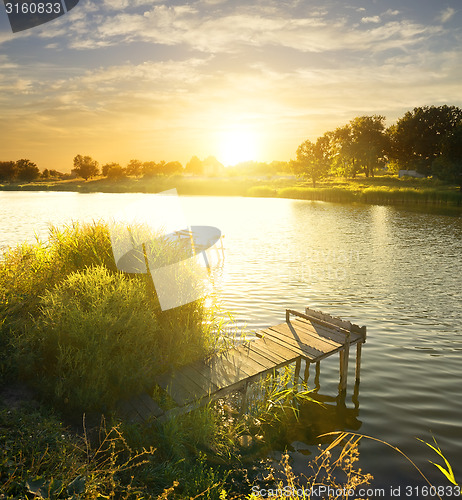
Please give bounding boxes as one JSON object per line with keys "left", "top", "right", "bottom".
{"left": 1, "top": 191, "right": 461, "bottom": 492}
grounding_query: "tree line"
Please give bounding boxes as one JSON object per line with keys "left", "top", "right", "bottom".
{"left": 293, "top": 105, "right": 462, "bottom": 189}
{"left": 2, "top": 105, "right": 461, "bottom": 188}
{"left": 0, "top": 159, "right": 64, "bottom": 182}
{"left": 0, "top": 154, "right": 291, "bottom": 182}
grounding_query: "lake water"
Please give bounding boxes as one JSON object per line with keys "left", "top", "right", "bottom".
{"left": 1, "top": 191, "right": 461, "bottom": 493}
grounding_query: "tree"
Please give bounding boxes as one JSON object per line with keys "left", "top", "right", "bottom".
{"left": 389, "top": 105, "right": 462, "bottom": 175}
{"left": 142, "top": 161, "right": 165, "bottom": 177}
{"left": 162, "top": 161, "right": 183, "bottom": 176}
{"left": 0, "top": 161, "right": 17, "bottom": 181}
{"left": 349, "top": 115, "right": 388, "bottom": 177}
{"left": 102, "top": 163, "right": 126, "bottom": 180}
{"left": 432, "top": 122, "right": 462, "bottom": 190}
{"left": 185, "top": 156, "right": 204, "bottom": 175}
{"left": 72, "top": 155, "right": 99, "bottom": 180}
{"left": 292, "top": 135, "right": 331, "bottom": 187}
{"left": 16, "top": 159, "right": 40, "bottom": 182}
{"left": 330, "top": 125, "right": 358, "bottom": 178}
{"left": 202, "top": 156, "right": 225, "bottom": 176}
{"left": 126, "top": 159, "right": 142, "bottom": 177}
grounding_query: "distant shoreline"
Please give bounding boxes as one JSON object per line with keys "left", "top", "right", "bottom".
{"left": 1, "top": 175, "right": 461, "bottom": 211}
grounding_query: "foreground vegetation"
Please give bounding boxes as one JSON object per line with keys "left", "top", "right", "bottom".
{"left": 0, "top": 223, "right": 459, "bottom": 498}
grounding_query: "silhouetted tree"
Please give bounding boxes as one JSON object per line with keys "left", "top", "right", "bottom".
{"left": 330, "top": 125, "right": 358, "bottom": 178}
{"left": 350, "top": 115, "right": 388, "bottom": 177}
{"left": 16, "top": 159, "right": 40, "bottom": 181}
{"left": 72, "top": 155, "right": 99, "bottom": 180}
{"left": 162, "top": 161, "right": 183, "bottom": 175}
{"left": 0, "top": 161, "right": 17, "bottom": 181}
{"left": 126, "top": 159, "right": 142, "bottom": 176}
{"left": 292, "top": 135, "right": 331, "bottom": 187}
{"left": 389, "top": 105, "right": 462, "bottom": 175}
{"left": 432, "top": 122, "right": 462, "bottom": 190}
{"left": 185, "top": 156, "right": 204, "bottom": 175}
{"left": 142, "top": 161, "right": 164, "bottom": 177}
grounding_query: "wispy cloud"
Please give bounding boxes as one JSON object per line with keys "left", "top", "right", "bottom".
{"left": 361, "top": 16, "right": 381, "bottom": 24}
{"left": 27, "top": 2, "right": 443, "bottom": 58}
{"left": 439, "top": 7, "right": 455, "bottom": 23}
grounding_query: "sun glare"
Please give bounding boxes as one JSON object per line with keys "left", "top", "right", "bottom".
{"left": 218, "top": 129, "right": 259, "bottom": 166}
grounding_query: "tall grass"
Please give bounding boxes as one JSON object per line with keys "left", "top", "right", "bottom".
{"left": 0, "top": 405, "right": 156, "bottom": 499}
{"left": 0, "top": 221, "right": 224, "bottom": 413}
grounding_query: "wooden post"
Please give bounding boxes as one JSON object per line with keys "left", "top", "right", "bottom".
{"left": 339, "top": 331, "right": 350, "bottom": 393}
{"left": 303, "top": 360, "right": 310, "bottom": 384}
{"left": 314, "top": 362, "right": 321, "bottom": 390}
{"left": 352, "top": 380, "right": 360, "bottom": 410}
{"left": 294, "top": 358, "right": 301, "bottom": 389}
{"left": 240, "top": 381, "right": 249, "bottom": 415}
{"left": 355, "top": 342, "right": 363, "bottom": 384}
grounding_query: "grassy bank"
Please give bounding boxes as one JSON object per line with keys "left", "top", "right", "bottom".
{"left": 1, "top": 174, "right": 461, "bottom": 208}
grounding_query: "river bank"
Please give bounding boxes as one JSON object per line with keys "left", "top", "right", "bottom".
{"left": 1, "top": 174, "right": 461, "bottom": 209}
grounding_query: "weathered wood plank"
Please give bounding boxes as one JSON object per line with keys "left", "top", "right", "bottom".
{"left": 237, "top": 344, "right": 279, "bottom": 371}
{"left": 257, "top": 328, "right": 318, "bottom": 360}
{"left": 139, "top": 392, "right": 164, "bottom": 418}
{"left": 255, "top": 331, "right": 310, "bottom": 360}
{"left": 291, "top": 316, "right": 364, "bottom": 346}
{"left": 217, "top": 350, "right": 260, "bottom": 378}
{"left": 156, "top": 370, "right": 208, "bottom": 407}
{"left": 271, "top": 321, "right": 342, "bottom": 354}
{"left": 130, "top": 394, "right": 158, "bottom": 422}
{"left": 117, "top": 398, "right": 145, "bottom": 423}
{"left": 289, "top": 317, "right": 345, "bottom": 344}
{"left": 180, "top": 364, "right": 219, "bottom": 395}
{"left": 303, "top": 307, "right": 367, "bottom": 337}
{"left": 248, "top": 340, "right": 288, "bottom": 365}
{"left": 253, "top": 334, "right": 301, "bottom": 361}
{"left": 199, "top": 357, "right": 250, "bottom": 390}
{"left": 264, "top": 326, "right": 327, "bottom": 359}
{"left": 290, "top": 317, "right": 351, "bottom": 345}
{"left": 221, "top": 348, "right": 268, "bottom": 377}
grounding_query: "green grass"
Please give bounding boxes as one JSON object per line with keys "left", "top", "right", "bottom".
{"left": 2, "top": 173, "right": 460, "bottom": 208}
{"left": 0, "top": 222, "right": 224, "bottom": 414}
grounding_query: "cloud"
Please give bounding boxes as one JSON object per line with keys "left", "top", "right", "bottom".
{"left": 361, "top": 16, "right": 381, "bottom": 24}
{"left": 439, "top": 7, "right": 455, "bottom": 23}
{"left": 33, "top": 2, "right": 443, "bottom": 58}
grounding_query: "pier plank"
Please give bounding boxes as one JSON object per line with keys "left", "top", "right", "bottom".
{"left": 270, "top": 321, "right": 342, "bottom": 353}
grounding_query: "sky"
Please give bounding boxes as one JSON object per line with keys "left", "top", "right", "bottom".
{"left": 1, "top": 0, "right": 462, "bottom": 171}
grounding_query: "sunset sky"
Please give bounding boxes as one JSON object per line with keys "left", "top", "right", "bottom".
{"left": 1, "top": 0, "right": 461, "bottom": 171}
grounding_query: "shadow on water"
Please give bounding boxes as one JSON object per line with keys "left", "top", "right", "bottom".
{"left": 264, "top": 388, "right": 363, "bottom": 463}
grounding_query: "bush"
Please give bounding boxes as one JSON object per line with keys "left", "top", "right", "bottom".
{"left": 17, "top": 266, "right": 162, "bottom": 411}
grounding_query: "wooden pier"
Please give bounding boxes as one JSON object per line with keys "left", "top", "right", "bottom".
{"left": 118, "top": 307, "right": 366, "bottom": 423}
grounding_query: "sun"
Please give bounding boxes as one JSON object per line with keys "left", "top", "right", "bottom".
{"left": 218, "top": 129, "right": 259, "bottom": 166}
